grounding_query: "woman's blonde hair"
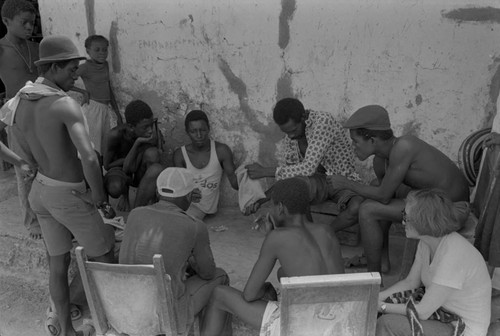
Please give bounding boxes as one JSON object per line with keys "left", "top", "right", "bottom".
{"left": 405, "top": 189, "right": 461, "bottom": 237}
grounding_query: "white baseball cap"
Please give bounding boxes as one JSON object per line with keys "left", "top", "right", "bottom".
{"left": 156, "top": 168, "right": 195, "bottom": 198}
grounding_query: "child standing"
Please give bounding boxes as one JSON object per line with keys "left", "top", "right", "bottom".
{"left": 76, "top": 35, "right": 123, "bottom": 155}
{"left": 0, "top": 0, "right": 41, "bottom": 240}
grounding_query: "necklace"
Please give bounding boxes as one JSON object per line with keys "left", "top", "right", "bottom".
{"left": 5, "top": 36, "right": 33, "bottom": 73}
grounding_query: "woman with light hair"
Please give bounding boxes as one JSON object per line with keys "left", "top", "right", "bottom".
{"left": 376, "top": 189, "right": 491, "bottom": 336}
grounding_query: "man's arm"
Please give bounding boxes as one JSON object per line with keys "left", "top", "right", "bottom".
{"left": 56, "top": 97, "right": 106, "bottom": 204}
{"left": 108, "top": 82, "right": 123, "bottom": 125}
{"left": 217, "top": 142, "right": 238, "bottom": 190}
{"left": 172, "top": 147, "right": 186, "bottom": 168}
{"left": 191, "top": 221, "right": 216, "bottom": 280}
{"left": 329, "top": 140, "right": 413, "bottom": 204}
{"left": 0, "top": 142, "right": 32, "bottom": 172}
{"left": 103, "top": 128, "right": 125, "bottom": 170}
{"left": 122, "top": 133, "right": 154, "bottom": 174}
{"left": 243, "top": 231, "right": 278, "bottom": 301}
{"left": 275, "top": 112, "right": 338, "bottom": 180}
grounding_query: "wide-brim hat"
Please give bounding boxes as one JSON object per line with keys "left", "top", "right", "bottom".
{"left": 34, "top": 35, "right": 86, "bottom": 66}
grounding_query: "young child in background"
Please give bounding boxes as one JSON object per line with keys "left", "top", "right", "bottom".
{"left": 75, "top": 34, "right": 123, "bottom": 155}
{"left": 0, "top": 0, "right": 41, "bottom": 240}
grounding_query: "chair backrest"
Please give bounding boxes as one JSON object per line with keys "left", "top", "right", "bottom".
{"left": 280, "top": 272, "right": 381, "bottom": 336}
{"left": 75, "top": 246, "right": 177, "bottom": 336}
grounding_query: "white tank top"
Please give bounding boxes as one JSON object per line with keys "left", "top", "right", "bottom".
{"left": 181, "top": 140, "right": 223, "bottom": 214}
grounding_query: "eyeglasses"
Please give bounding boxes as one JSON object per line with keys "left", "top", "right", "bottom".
{"left": 401, "top": 209, "right": 409, "bottom": 225}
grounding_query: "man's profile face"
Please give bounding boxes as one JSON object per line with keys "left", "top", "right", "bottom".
{"left": 278, "top": 118, "right": 305, "bottom": 140}
{"left": 187, "top": 120, "right": 210, "bottom": 147}
{"left": 133, "top": 118, "right": 155, "bottom": 138}
{"left": 55, "top": 60, "right": 80, "bottom": 91}
{"left": 349, "top": 129, "right": 373, "bottom": 161}
{"left": 3, "top": 11, "right": 35, "bottom": 39}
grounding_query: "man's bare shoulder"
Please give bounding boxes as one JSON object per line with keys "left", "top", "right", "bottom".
{"left": 215, "top": 141, "right": 233, "bottom": 156}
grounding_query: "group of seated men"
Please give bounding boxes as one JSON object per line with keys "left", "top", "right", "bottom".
{"left": 0, "top": 34, "right": 477, "bottom": 336}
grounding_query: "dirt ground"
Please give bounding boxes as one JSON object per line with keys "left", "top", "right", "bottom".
{"left": 0, "top": 171, "right": 406, "bottom": 336}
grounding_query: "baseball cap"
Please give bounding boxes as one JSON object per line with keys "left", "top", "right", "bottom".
{"left": 35, "top": 35, "right": 86, "bottom": 66}
{"left": 343, "top": 105, "right": 391, "bottom": 130}
{"left": 156, "top": 168, "right": 195, "bottom": 198}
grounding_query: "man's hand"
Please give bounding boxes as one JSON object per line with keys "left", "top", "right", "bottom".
{"left": 19, "top": 161, "right": 35, "bottom": 182}
{"left": 327, "top": 174, "right": 351, "bottom": 190}
{"left": 245, "top": 163, "right": 270, "bottom": 179}
{"left": 483, "top": 132, "right": 500, "bottom": 148}
{"left": 191, "top": 188, "right": 201, "bottom": 203}
{"left": 136, "top": 133, "right": 155, "bottom": 145}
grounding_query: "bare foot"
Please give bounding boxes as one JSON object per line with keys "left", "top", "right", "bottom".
{"left": 243, "top": 197, "right": 268, "bottom": 216}
{"left": 28, "top": 224, "right": 43, "bottom": 240}
{"left": 117, "top": 195, "right": 131, "bottom": 212}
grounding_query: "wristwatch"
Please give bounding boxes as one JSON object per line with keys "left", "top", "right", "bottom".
{"left": 380, "top": 303, "right": 387, "bottom": 314}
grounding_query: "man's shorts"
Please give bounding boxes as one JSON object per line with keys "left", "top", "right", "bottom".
{"left": 260, "top": 300, "right": 280, "bottom": 336}
{"left": 29, "top": 172, "right": 114, "bottom": 257}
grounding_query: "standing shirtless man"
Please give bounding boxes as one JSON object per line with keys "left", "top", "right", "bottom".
{"left": 14, "top": 36, "right": 114, "bottom": 336}
{"left": 329, "top": 105, "right": 469, "bottom": 274}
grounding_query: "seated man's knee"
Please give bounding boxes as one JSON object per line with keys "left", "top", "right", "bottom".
{"left": 143, "top": 147, "right": 161, "bottom": 165}
{"left": 346, "top": 196, "right": 363, "bottom": 217}
{"left": 144, "top": 162, "right": 164, "bottom": 180}
{"left": 106, "top": 178, "right": 127, "bottom": 198}
{"left": 358, "top": 199, "right": 379, "bottom": 222}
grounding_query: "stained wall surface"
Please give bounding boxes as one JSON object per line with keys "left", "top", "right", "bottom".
{"left": 38, "top": 0, "right": 500, "bottom": 206}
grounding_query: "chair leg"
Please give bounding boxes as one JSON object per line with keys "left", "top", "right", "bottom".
{"left": 399, "top": 238, "right": 418, "bottom": 280}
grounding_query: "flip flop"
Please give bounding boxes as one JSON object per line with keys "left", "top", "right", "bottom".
{"left": 70, "top": 304, "right": 82, "bottom": 321}
{"left": 47, "top": 304, "right": 81, "bottom": 321}
{"left": 343, "top": 254, "right": 367, "bottom": 268}
{"left": 45, "top": 308, "right": 60, "bottom": 336}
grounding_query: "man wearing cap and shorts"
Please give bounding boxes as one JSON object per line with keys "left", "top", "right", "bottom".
{"left": 11, "top": 35, "right": 115, "bottom": 336}
{"left": 245, "top": 98, "right": 363, "bottom": 232}
{"left": 328, "top": 105, "right": 470, "bottom": 274}
{"left": 119, "top": 167, "right": 230, "bottom": 335}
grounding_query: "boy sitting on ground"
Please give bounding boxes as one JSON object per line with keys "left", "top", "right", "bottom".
{"left": 103, "top": 99, "right": 163, "bottom": 211}
{"left": 200, "top": 177, "right": 345, "bottom": 336}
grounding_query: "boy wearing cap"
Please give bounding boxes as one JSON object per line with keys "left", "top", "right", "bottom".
{"left": 328, "top": 105, "right": 470, "bottom": 274}
{"left": 244, "top": 97, "right": 363, "bottom": 232}
{"left": 173, "top": 110, "right": 238, "bottom": 220}
{"left": 0, "top": 0, "right": 41, "bottom": 240}
{"left": 119, "top": 167, "right": 229, "bottom": 335}
{"left": 12, "top": 35, "right": 115, "bottom": 336}
{"left": 103, "top": 99, "right": 164, "bottom": 211}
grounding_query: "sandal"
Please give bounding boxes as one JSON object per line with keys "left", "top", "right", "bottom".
{"left": 45, "top": 308, "right": 60, "bottom": 336}
{"left": 344, "top": 254, "right": 367, "bottom": 268}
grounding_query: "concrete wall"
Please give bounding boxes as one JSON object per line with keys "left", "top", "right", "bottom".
{"left": 38, "top": 0, "right": 500, "bottom": 206}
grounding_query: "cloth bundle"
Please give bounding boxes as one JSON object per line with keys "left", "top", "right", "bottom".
{"left": 383, "top": 287, "right": 466, "bottom": 336}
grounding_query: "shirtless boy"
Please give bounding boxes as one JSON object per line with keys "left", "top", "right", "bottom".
{"left": 201, "top": 177, "right": 344, "bottom": 336}
{"left": 0, "top": 0, "right": 40, "bottom": 239}
{"left": 14, "top": 36, "right": 115, "bottom": 336}
{"left": 173, "top": 110, "right": 238, "bottom": 219}
{"left": 103, "top": 99, "right": 164, "bottom": 211}
{"left": 328, "top": 105, "right": 470, "bottom": 274}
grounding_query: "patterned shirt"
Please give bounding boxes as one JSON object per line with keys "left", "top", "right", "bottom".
{"left": 275, "top": 110, "right": 360, "bottom": 181}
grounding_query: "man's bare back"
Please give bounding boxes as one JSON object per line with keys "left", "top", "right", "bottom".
{"left": 268, "top": 222, "right": 344, "bottom": 280}
{"left": 374, "top": 135, "right": 469, "bottom": 202}
{"left": 15, "top": 95, "right": 86, "bottom": 182}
